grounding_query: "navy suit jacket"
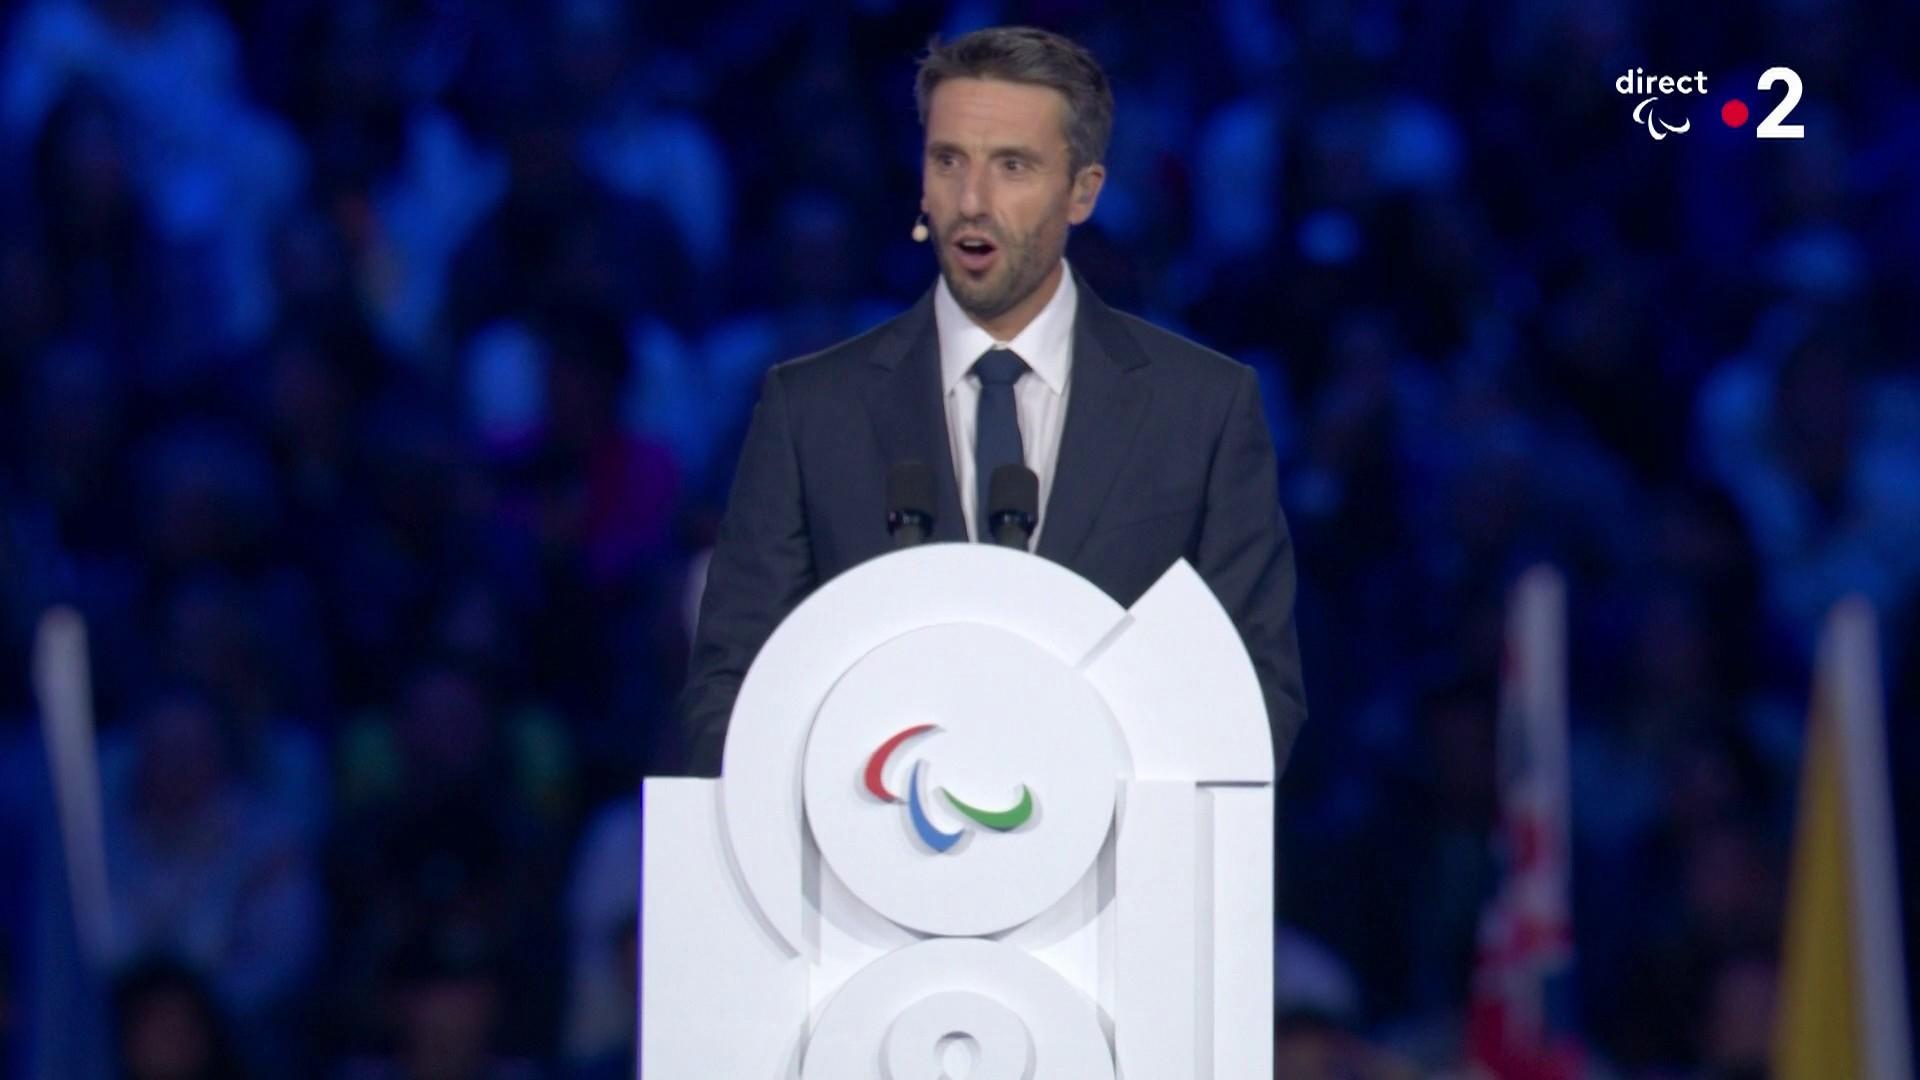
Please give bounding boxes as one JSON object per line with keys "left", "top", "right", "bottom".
{"left": 678, "top": 272, "right": 1306, "bottom": 776}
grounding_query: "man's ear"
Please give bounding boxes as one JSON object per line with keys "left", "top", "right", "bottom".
{"left": 1067, "top": 163, "right": 1106, "bottom": 226}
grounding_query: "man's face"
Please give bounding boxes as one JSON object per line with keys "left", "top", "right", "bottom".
{"left": 922, "top": 77, "right": 1104, "bottom": 327}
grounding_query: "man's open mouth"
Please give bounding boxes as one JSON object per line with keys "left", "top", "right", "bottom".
{"left": 953, "top": 235, "right": 999, "bottom": 271}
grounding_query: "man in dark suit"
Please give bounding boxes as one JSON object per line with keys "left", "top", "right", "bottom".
{"left": 679, "top": 26, "right": 1306, "bottom": 777}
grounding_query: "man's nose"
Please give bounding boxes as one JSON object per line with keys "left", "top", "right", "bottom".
{"left": 957, "top": 163, "right": 988, "bottom": 218}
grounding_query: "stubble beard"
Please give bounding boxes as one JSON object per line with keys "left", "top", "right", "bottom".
{"left": 936, "top": 216, "right": 1067, "bottom": 325}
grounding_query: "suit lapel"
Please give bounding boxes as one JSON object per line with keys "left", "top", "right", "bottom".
{"left": 1036, "top": 276, "right": 1152, "bottom": 566}
{"left": 863, "top": 291, "right": 969, "bottom": 543}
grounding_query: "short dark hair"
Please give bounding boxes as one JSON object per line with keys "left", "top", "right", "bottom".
{"left": 914, "top": 26, "right": 1114, "bottom": 176}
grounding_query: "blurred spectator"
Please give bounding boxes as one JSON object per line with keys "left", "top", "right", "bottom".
{"left": 478, "top": 302, "right": 682, "bottom": 786}
{"left": 99, "top": 685, "right": 323, "bottom": 1068}
{"left": 489, "top": 302, "right": 678, "bottom": 585}
{"left": 328, "top": 657, "right": 573, "bottom": 1059}
{"left": 4, "top": 0, "right": 305, "bottom": 354}
{"left": 561, "top": 793, "right": 638, "bottom": 1076}
{"left": 1698, "top": 313, "right": 1920, "bottom": 653}
{"left": 1701, "top": 954, "right": 1775, "bottom": 1080}
{"left": 152, "top": 574, "right": 330, "bottom": 837}
{"left": 1270, "top": 922, "right": 1423, "bottom": 1077}
{"left": 552, "top": 0, "right": 730, "bottom": 280}
{"left": 112, "top": 956, "right": 246, "bottom": 1080}
{"left": 24, "top": 86, "right": 158, "bottom": 356}
{"left": 336, "top": 933, "right": 541, "bottom": 1080}
{"left": 1274, "top": 1012, "right": 1421, "bottom": 1080}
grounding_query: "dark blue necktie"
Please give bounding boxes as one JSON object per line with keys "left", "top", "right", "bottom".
{"left": 972, "top": 348, "right": 1028, "bottom": 541}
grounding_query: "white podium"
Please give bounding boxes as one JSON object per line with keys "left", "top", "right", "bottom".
{"left": 641, "top": 545, "right": 1274, "bottom": 1078}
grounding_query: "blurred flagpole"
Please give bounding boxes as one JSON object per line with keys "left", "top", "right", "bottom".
{"left": 1467, "top": 565, "right": 1584, "bottom": 1079}
{"left": 31, "top": 606, "right": 112, "bottom": 970}
{"left": 1773, "top": 597, "right": 1913, "bottom": 1080}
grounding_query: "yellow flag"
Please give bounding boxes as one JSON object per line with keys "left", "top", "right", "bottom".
{"left": 1773, "top": 598, "right": 1911, "bottom": 1080}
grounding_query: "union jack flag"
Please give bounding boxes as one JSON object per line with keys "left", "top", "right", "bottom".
{"left": 1466, "top": 566, "right": 1585, "bottom": 1080}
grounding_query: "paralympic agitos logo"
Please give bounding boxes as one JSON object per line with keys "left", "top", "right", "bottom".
{"left": 863, "top": 724, "right": 1036, "bottom": 853}
{"left": 1615, "top": 65, "right": 1806, "bottom": 141}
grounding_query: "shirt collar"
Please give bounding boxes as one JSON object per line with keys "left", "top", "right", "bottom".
{"left": 935, "top": 259, "right": 1077, "bottom": 396}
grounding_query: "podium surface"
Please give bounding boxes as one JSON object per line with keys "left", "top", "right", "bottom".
{"left": 642, "top": 544, "right": 1274, "bottom": 1078}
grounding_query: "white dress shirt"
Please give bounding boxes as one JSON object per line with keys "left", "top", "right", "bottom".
{"left": 934, "top": 261, "right": 1078, "bottom": 544}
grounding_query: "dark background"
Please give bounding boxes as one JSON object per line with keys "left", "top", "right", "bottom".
{"left": 1, "top": 0, "right": 1916, "bottom": 1076}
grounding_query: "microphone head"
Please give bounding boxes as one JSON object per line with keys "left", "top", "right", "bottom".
{"left": 888, "top": 461, "right": 936, "bottom": 546}
{"left": 888, "top": 460, "right": 935, "bottom": 518}
{"left": 987, "top": 464, "right": 1039, "bottom": 522}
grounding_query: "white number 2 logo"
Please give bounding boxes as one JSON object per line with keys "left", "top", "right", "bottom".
{"left": 1757, "top": 66, "right": 1805, "bottom": 139}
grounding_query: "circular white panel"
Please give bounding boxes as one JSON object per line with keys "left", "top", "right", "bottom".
{"left": 884, "top": 992, "right": 1032, "bottom": 1080}
{"left": 720, "top": 545, "right": 1129, "bottom": 953}
{"left": 803, "top": 623, "right": 1121, "bottom": 937}
{"left": 802, "top": 938, "right": 1113, "bottom": 1080}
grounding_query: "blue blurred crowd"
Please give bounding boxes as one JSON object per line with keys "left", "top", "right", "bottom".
{"left": 0, "top": 1, "right": 1916, "bottom": 1077}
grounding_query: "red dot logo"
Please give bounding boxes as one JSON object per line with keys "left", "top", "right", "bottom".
{"left": 1722, "top": 99, "right": 1750, "bottom": 127}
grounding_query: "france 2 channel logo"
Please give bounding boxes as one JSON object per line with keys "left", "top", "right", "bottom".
{"left": 1615, "top": 65, "right": 1806, "bottom": 141}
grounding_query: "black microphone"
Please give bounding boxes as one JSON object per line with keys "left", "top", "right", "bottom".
{"left": 886, "top": 461, "right": 936, "bottom": 548}
{"left": 986, "top": 465, "right": 1039, "bottom": 550}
